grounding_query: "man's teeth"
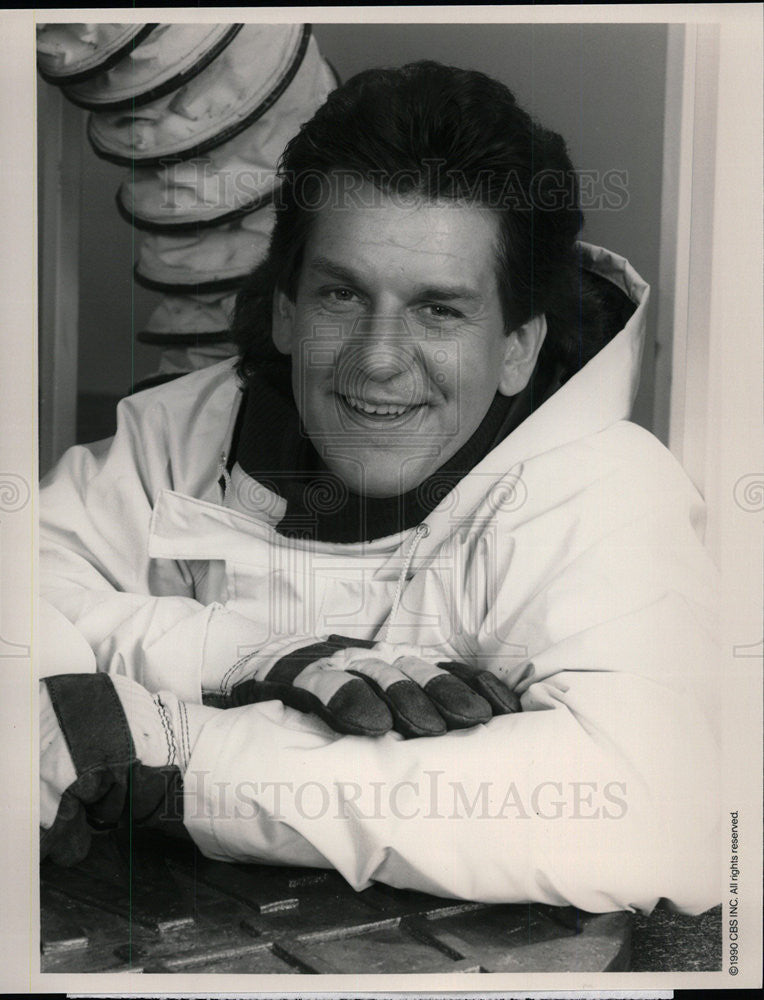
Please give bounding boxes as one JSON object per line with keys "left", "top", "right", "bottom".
{"left": 343, "top": 395, "right": 413, "bottom": 416}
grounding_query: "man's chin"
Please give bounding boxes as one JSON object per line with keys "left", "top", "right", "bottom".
{"left": 322, "top": 460, "right": 441, "bottom": 501}
{"left": 305, "top": 424, "right": 453, "bottom": 499}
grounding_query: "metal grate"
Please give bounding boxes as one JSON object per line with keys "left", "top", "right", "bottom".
{"left": 41, "top": 828, "right": 631, "bottom": 973}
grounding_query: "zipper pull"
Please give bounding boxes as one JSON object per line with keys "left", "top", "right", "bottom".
{"left": 218, "top": 451, "right": 233, "bottom": 504}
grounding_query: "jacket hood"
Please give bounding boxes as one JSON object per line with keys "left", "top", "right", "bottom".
{"left": 431, "top": 242, "right": 648, "bottom": 500}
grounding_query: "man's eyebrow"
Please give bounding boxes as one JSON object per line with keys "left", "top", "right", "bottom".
{"left": 307, "top": 257, "right": 364, "bottom": 285}
{"left": 307, "top": 256, "right": 483, "bottom": 301}
{"left": 413, "top": 285, "right": 483, "bottom": 303}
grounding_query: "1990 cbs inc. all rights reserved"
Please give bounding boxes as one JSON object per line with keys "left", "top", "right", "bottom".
{"left": 728, "top": 810, "right": 742, "bottom": 975}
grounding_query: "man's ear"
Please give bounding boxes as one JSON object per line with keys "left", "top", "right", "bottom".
{"left": 497, "top": 314, "right": 547, "bottom": 396}
{"left": 271, "top": 289, "right": 295, "bottom": 355}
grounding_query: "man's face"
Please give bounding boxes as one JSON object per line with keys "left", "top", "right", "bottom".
{"left": 273, "top": 186, "right": 544, "bottom": 498}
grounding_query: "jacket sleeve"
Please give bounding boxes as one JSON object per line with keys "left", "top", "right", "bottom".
{"left": 179, "top": 425, "right": 721, "bottom": 915}
{"left": 40, "top": 392, "right": 268, "bottom": 703}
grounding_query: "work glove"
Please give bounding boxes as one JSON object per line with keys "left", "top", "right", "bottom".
{"left": 40, "top": 673, "right": 205, "bottom": 866}
{"left": 223, "top": 634, "right": 522, "bottom": 739}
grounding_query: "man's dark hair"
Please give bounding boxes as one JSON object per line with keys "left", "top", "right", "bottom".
{"left": 232, "top": 61, "right": 623, "bottom": 381}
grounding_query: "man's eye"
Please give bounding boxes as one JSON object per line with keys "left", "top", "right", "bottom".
{"left": 420, "top": 303, "right": 462, "bottom": 321}
{"left": 321, "top": 287, "right": 359, "bottom": 307}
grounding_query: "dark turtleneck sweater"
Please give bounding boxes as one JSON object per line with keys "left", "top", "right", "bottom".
{"left": 227, "top": 356, "right": 564, "bottom": 544}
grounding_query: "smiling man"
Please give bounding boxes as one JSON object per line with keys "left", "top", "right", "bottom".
{"left": 271, "top": 191, "right": 544, "bottom": 500}
{"left": 39, "top": 62, "right": 719, "bottom": 915}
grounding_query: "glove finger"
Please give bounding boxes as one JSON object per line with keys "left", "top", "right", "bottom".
{"left": 41, "top": 792, "right": 93, "bottom": 867}
{"left": 437, "top": 661, "right": 521, "bottom": 715}
{"left": 230, "top": 659, "right": 393, "bottom": 737}
{"left": 390, "top": 655, "right": 492, "bottom": 729}
{"left": 346, "top": 656, "right": 447, "bottom": 738}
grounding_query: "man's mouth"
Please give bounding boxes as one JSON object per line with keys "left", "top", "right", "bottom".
{"left": 338, "top": 393, "right": 424, "bottom": 420}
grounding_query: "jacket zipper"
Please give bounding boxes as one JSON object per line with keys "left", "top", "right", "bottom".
{"left": 381, "top": 522, "right": 430, "bottom": 643}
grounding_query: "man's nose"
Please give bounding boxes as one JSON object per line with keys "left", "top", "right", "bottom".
{"left": 342, "top": 315, "right": 415, "bottom": 383}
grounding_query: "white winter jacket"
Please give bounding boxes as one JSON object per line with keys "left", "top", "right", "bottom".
{"left": 40, "top": 243, "right": 720, "bottom": 915}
